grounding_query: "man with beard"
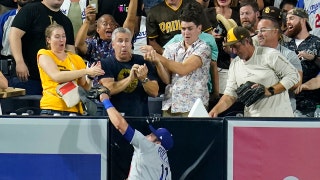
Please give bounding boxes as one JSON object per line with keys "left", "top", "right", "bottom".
{"left": 9, "top": 0, "right": 75, "bottom": 95}
{"left": 209, "top": 26, "right": 299, "bottom": 117}
{"left": 284, "top": 8, "right": 320, "bottom": 116}
{"left": 0, "top": 0, "right": 33, "bottom": 67}
{"left": 279, "top": 0, "right": 297, "bottom": 36}
{"left": 296, "top": 0, "right": 320, "bottom": 37}
{"left": 239, "top": 1, "right": 260, "bottom": 36}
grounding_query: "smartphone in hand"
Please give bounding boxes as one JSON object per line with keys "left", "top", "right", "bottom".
{"left": 88, "top": 0, "right": 98, "bottom": 13}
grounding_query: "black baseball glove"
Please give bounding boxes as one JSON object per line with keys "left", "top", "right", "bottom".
{"left": 86, "top": 85, "right": 111, "bottom": 100}
{"left": 236, "top": 81, "right": 265, "bottom": 107}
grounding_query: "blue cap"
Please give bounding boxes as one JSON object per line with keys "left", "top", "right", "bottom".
{"left": 149, "top": 125, "right": 174, "bottom": 151}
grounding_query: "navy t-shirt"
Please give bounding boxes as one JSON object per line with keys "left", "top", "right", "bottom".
{"left": 99, "top": 54, "right": 158, "bottom": 116}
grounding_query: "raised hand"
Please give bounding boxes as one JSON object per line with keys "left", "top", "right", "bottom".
{"left": 129, "top": 64, "right": 140, "bottom": 81}
{"left": 135, "top": 64, "right": 148, "bottom": 81}
{"left": 140, "top": 45, "right": 159, "bottom": 63}
{"left": 87, "top": 61, "right": 105, "bottom": 77}
{"left": 85, "top": 5, "right": 97, "bottom": 23}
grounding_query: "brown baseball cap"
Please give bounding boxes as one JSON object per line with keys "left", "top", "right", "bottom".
{"left": 287, "top": 8, "right": 312, "bottom": 31}
{"left": 260, "top": 6, "right": 282, "bottom": 23}
{"left": 224, "top": 27, "right": 251, "bottom": 46}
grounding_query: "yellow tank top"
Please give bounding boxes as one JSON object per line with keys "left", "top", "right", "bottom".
{"left": 37, "top": 49, "right": 86, "bottom": 113}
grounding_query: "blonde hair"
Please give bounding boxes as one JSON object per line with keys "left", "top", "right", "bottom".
{"left": 45, "top": 22, "right": 64, "bottom": 49}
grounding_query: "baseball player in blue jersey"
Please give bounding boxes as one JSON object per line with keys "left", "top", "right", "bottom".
{"left": 99, "top": 92, "right": 174, "bottom": 180}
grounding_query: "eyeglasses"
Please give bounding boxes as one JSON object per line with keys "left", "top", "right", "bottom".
{"left": 255, "top": 28, "right": 278, "bottom": 34}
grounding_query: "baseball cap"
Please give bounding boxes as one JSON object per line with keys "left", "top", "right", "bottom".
{"left": 149, "top": 125, "right": 174, "bottom": 151}
{"left": 224, "top": 27, "right": 251, "bottom": 46}
{"left": 287, "top": 8, "right": 312, "bottom": 31}
{"left": 260, "top": 6, "right": 282, "bottom": 23}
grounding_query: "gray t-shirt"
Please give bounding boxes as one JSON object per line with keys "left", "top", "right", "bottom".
{"left": 128, "top": 130, "right": 172, "bottom": 180}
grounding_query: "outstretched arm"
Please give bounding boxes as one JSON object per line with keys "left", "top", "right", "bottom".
{"left": 123, "top": 0, "right": 138, "bottom": 35}
{"left": 38, "top": 54, "right": 104, "bottom": 86}
{"left": 141, "top": 46, "right": 171, "bottom": 84}
{"left": 156, "top": 52, "right": 202, "bottom": 76}
{"left": 141, "top": 44, "right": 205, "bottom": 83}
{"left": 148, "top": 38, "right": 164, "bottom": 55}
{"left": 100, "top": 93, "right": 128, "bottom": 135}
{"left": 295, "top": 74, "right": 320, "bottom": 94}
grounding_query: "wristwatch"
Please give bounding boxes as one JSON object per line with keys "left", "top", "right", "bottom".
{"left": 268, "top": 86, "right": 275, "bottom": 96}
{"left": 141, "top": 77, "right": 149, "bottom": 84}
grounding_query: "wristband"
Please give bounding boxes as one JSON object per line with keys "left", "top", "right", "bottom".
{"left": 102, "top": 99, "right": 114, "bottom": 110}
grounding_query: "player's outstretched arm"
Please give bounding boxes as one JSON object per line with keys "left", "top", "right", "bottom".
{"left": 100, "top": 93, "right": 128, "bottom": 135}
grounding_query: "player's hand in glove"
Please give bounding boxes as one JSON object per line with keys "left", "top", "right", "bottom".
{"left": 87, "top": 85, "right": 111, "bottom": 100}
{"left": 236, "top": 81, "right": 265, "bottom": 107}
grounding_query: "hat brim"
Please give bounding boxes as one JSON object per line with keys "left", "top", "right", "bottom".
{"left": 216, "top": 14, "right": 237, "bottom": 31}
{"left": 223, "top": 40, "right": 240, "bottom": 46}
{"left": 149, "top": 125, "right": 158, "bottom": 138}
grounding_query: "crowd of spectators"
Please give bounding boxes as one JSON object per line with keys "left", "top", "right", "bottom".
{"left": 0, "top": 0, "right": 319, "bottom": 117}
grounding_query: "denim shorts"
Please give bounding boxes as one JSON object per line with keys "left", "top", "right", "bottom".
{"left": 40, "top": 109, "right": 81, "bottom": 116}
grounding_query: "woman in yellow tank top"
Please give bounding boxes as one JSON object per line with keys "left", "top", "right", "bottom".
{"left": 37, "top": 23, "right": 105, "bottom": 116}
